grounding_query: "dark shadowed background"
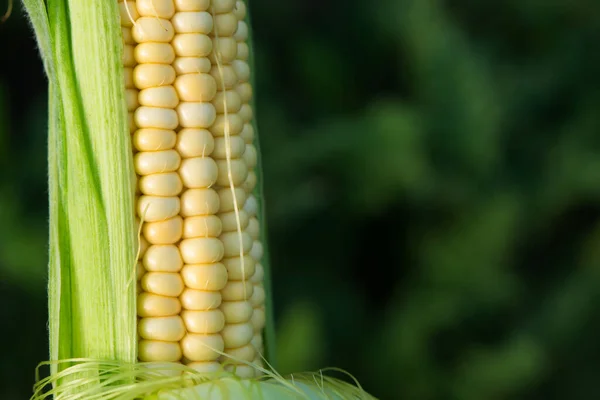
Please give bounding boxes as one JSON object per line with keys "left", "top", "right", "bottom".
{"left": 2, "top": 0, "right": 600, "bottom": 399}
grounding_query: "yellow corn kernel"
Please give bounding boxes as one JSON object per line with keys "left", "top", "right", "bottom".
{"left": 138, "top": 340, "right": 182, "bottom": 362}
{"left": 133, "top": 18, "right": 175, "bottom": 43}
{"left": 180, "top": 288, "right": 222, "bottom": 310}
{"left": 218, "top": 209, "right": 249, "bottom": 232}
{"left": 180, "top": 188, "right": 220, "bottom": 216}
{"left": 138, "top": 316, "right": 186, "bottom": 341}
{"left": 181, "top": 333, "right": 224, "bottom": 361}
{"left": 139, "top": 86, "right": 180, "bottom": 108}
{"left": 139, "top": 172, "right": 183, "bottom": 196}
{"left": 183, "top": 215, "right": 223, "bottom": 238}
{"left": 137, "top": 195, "right": 180, "bottom": 221}
{"left": 172, "top": 11, "right": 213, "bottom": 34}
{"left": 143, "top": 216, "right": 183, "bottom": 244}
{"left": 179, "top": 157, "right": 218, "bottom": 188}
{"left": 221, "top": 321, "right": 253, "bottom": 348}
{"left": 143, "top": 244, "right": 183, "bottom": 272}
{"left": 180, "top": 262, "right": 228, "bottom": 290}
{"left": 222, "top": 255, "right": 255, "bottom": 280}
{"left": 137, "top": 292, "right": 182, "bottom": 317}
{"left": 220, "top": 301, "right": 253, "bottom": 324}
{"left": 141, "top": 272, "right": 185, "bottom": 297}
{"left": 182, "top": 309, "right": 225, "bottom": 333}
{"left": 136, "top": 0, "right": 176, "bottom": 18}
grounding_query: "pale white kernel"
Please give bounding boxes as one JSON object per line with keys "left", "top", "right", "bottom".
{"left": 180, "top": 188, "right": 220, "bottom": 216}
{"left": 138, "top": 340, "right": 182, "bottom": 362}
{"left": 209, "top": 114, "right": 244, "bottom": 136}
{"left": 217, "top": 187, "right": 247, "bottom": 212}
{"left": 181, "top": 334, "right": 224, "bottom": 362}
{"left": 251, "top": 307, "right": 265, "bottom": 332}
{"left": 233, "top": 21, "right": 248, "bottom": 42}
{"left": 143, "top": 216, "right": 183, "bottom": 244}
{"left": 249, "top": 240, "right": 263, "bottom": 261}
{"left": 249, "top": 286, "right": 265, "bottom": 308}
{"left": 180, "top": 288, "right": 222, "bottom": 310}
{"left": 236, "top": 82, "right": 253, "bottom": 103}
{"left": 218, "top": 209, "right": 249, "bottom": 232}
{"left": 134, "top": 42, "right": 176, "bottom": 64}
{"left": 182, "top": 309, "right": 225, "bottom": 333}
{"left": 137, "top": 195, "right": 180, "bottom": 222}
{"left": 208, "top": 37, "right": 237, "bottom": 64}
{"left": 138, "top": 316, "right": 185, "bottom": 341}
{"left": 136, "top": 0, "right": 175, "bottom": 18}
{"left": 246, "top": 217, "right": 259, "bottom": 240}
{"left": 176, "top": 129, "right": 215, "bottom": 158}
{"left": 221, "top": 322, "right": 253, "bottom": 348}
{"left": 238, "top": 103, "right": 253, "bottom": 123}
{"left": 180, "top": 238, "right": 225, "bottom": 264}
{"left": 180, "top": 262, "right": 228, "bottom": 290}
{"left": 137, "top": 292, "right": 182, "bottom": 317}
{"left": 232, "top": 1, "right": 246, "bottom": 21}
{"left": 143, "top": 244, "right": 183, "bottom": 272}
{"left": 221, "top": 301, "right": 253, "bottom": 324}
{"left": 215, "top": 158, "right": 248, "bottom": 186}
{"left": 236, "top": 42, "right": 249, "bottom": 60}
{"left": 211, "top": 0, "right": 235, "bottom": 14}
{"left": 138, "top": 86, "right": 179, "bottom": 108}
{"left": 139, "top": 172, "right": 183, "bottom": 196}
{"left": 220, "top": 231, "right": 252, "bottom": 257}
{"left": 183, "top": 215, "right": 223, "bottom": 238}
{"left": 242, "top": 170, "right": 257, "bottom": 193}
{"left": 212, "top": 13, "right": 238, "bottom": 36}
{"left": 134, "top": 107, "right": 178, "bottom": 130}
{"left": 173, "top": 33, "right": 213, "bottom": 57}
{"left": 222, "top": 255, "right": 255, "bottom": 280}
{"left": 250, "top": 263, "right": 263, "bottom": 283}
{"left": 224, "top": 364, "right": 256, "bottom": 379}
{"left": 133, "top": 64, "right": 176, "bottom": 89}
{"left": 212, "top": 90, "right": 242, "bottom": 113}
{"left": 232, "top": 59, "right": 250, "bottom": 83}
{"left": 242, "top": 143, "right": 257, "bottom": 169}
{"left": 134, "top": 150, "right": 181, "bottom": 175}
{"left": 172, "top": 11, "right": 213, "bottom": 34}
{"left": 141, "top": 271, "right": 184, "bottom": 296}
{"left": 179, "top": 157, "right": 218, "bottom": 188}
{"left": 175, "top": 73, "right": 217, "bottom": 102}
{"left": 250, "top": 334, "right": 263, "bottom": 354}
{"left": 212, "top": 136, "right": 246, "bottom": 159}
{"left": 210, "top": 65, "right": 238, "bottom": 89}
{"left": 187, "top": 361, "right": 222, "bottom": 373}
{"left": 132, "top": 18, "right": 175, "bottom": 43}
{"left": 243, "top": 195, "right": 258, "bottom": 218}
{"left": 221, "top": 280, "right": 253, "bottom": 301}
{"left": 223, "top": 343, "right": 255, "bottom": 362}
{"left": 239, "top": 123, "right": 254, "bottom": 144}
{"left": 177, "top": 102, "right": 216, "bottom": 128}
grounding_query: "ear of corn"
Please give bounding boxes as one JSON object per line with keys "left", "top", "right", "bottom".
{"left": 24, "top": 0, "right": 374, "bottom": 398}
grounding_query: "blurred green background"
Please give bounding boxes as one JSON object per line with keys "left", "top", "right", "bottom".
{"left": 2, "top": 0, "right": 600, "bottom": 398}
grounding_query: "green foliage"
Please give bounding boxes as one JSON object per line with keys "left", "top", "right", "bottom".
{"left": 3, "top": 0, "right": 600, "bottom": 398}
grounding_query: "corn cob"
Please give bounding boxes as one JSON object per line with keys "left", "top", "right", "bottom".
{"left": 120, "top": 0, "right": 264, "bottom": 377}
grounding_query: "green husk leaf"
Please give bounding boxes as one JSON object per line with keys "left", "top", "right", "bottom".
{"left": 23, "top": 0, "right": 137, "bottom": 376}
